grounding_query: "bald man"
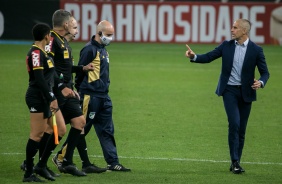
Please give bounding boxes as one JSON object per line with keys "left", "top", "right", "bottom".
{"left": 75, "top": 20, "right": 131, "bottom": 172}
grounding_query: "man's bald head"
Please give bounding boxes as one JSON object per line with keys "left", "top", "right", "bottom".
{"left": 97, "top": 20, "right": 114, "bottom": 34}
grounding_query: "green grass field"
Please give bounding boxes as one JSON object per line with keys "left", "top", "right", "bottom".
{"left": 0, "top": 42, "right": 281, "bottom": 184}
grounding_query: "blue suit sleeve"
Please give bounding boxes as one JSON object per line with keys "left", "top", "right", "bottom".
{"left": 256, "top": 46, "right": 270, "bottom": 87}
{"left": 191, "top": 41, "right": 226, "bottom": 63}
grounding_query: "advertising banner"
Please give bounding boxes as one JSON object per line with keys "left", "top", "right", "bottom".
{"left": 61, "top": 1, "right": 282, "bottom": 45}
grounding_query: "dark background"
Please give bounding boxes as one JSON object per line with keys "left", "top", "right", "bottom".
{"left": 0, "top": 0, "right": 59, "bottom": 40}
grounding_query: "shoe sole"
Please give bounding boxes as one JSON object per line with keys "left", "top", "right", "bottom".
{"left": 83, "top": 171, "right": 106, "bottom": 174}
{"left": 107, "top": 169, "right": 131, "bottom": 172}
{"left": 47, "top": 168, "right": 61, "bottom": 177}
{"left": 60, "top": 166, "right": 87, "bottom": 176}
{"left": 62, "top": 171, "right": 87, "bottom": 176}
{"left": 34, "top": 167, "right": 55, "bottom": 181}
{"left": 34, "top": 172, "right": 56, "bottom": 181}
{"left": 82, "top": 169, "right": 107, "bottom": 174}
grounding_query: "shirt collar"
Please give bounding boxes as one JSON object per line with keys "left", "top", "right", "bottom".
{"left": 235, "top": 38, "right": 249, "bottom": 47}
{"left": 91, "top": 35, "right": 105, "bottom": 48}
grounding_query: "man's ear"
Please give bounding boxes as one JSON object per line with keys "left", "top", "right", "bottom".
{"left": 243, "top": 28, "right": 247, "bottom": 35}
{"left": 44, "top": 34, "right": 49, "bottom": 42}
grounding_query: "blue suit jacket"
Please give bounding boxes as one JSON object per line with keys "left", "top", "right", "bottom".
{"left": 191, "top": 40, "right": 270, "bottom": 102}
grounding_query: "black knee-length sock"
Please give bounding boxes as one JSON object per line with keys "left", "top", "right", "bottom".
{"left": 38, "top": 134, "right": 62, "bottom": 167}
{"left": 77, "top": 134, "right": 91, "bottom": 167}
{"left": 24, "top": 138, "right": 40, "bottom": 178}
{"left": 39, "top": 132, "right": 51, "bottom": 160}
{"left": 63, "top": 127, "right": 81, "bottom": 165}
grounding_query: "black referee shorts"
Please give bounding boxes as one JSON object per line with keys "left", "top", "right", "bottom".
{"left": 25, "top": 89, "right": 51, "bottom": 119}
{"left": 59, "top": 97, "right": 83, "bottom": 123}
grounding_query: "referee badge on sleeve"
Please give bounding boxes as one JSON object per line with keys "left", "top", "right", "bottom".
{"left": 64, "top": 49, "right": 69, "bottom": 59}
{"left": 47, "top": 60, "right": 54, "bottom": 68}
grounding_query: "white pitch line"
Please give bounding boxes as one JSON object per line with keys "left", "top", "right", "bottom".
{"left": 2, "top": 152, "right": 282, "bottom": 166}
{"left": 110, "top": 156, "right": 282, "bottom": 166}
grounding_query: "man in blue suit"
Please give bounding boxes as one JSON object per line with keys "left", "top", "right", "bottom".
{"left": 185, "top": 19, "right": 270, "bottom": 174}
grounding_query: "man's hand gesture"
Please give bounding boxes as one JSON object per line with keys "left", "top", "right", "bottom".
{"left": 61, "top": 87, "right": 75, "bottom": 98}
{"left": 185, "top": 44, "right": 195, "bottom": 59}
{"left": 83, "top": 63, "right": 94, "bottom": 71}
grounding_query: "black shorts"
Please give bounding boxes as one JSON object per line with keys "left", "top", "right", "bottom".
{"left": 59, "top": 97, "right": 83, "bottom": 123}
{"left": 25, "top": 87, "right": 51, "bottom": 119}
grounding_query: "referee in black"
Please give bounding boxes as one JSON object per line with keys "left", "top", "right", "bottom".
{"left": 33, "top": 9, "right": 94, "bottom": 177}
{"left": 23, "top": 23, "right": 59, "bottom": 182}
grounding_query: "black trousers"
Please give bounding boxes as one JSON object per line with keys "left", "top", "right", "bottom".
{"left": 82, "top": 94, "right": 119, "bottom": 165}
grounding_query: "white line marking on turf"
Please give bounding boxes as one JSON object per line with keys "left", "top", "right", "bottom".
{"left": 2, "top": 152, "right": 282, "bottom": 166}
{"left": 116, "top": 156, "right": 282, "bottom": 166}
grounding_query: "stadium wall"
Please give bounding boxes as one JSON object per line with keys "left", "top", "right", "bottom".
{"left": 0, "top": 0, "right": 59, "bottom": 40}
{"left": 0, "top": 0, "right": 281, "bottom": 45}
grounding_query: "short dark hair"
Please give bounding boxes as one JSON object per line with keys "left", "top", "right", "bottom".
{"left": 52, "top": 9, "right": 71, "bottom": 27}
{"left": 32, "top": 23, "right": 51, "bottom": 41}
{"left": 239, "top": 19, "right": 251, "bottom": 35}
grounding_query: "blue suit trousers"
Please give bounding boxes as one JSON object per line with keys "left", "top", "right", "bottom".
{"left": 222, "top": 85, "right": 252, "bottom": 162}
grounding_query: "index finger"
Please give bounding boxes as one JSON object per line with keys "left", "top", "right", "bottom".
{"left": 186, "top": 44, "right": 191, "bottom": 50}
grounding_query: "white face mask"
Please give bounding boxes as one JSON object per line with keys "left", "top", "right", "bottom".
{"left": 100, "top": 32, "right": 113, "bottom": 46}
